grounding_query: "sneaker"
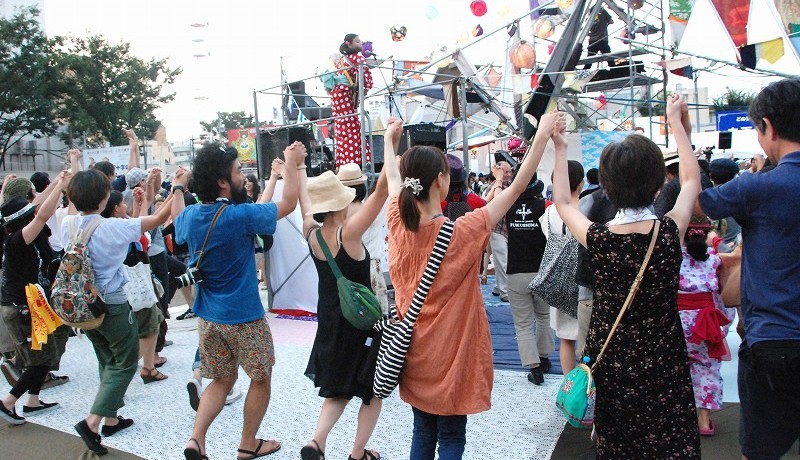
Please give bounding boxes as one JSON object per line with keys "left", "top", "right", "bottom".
{"left": 101, "top": 415, "right": 134, "bottom": 436}
{"left": 539, "top": 357, "right": 552, "bottom": 374}
{"left": 225, "top": 387, "right": 242, "bottom": 405}
{"left": 0, "top": 402, "right": 25, "bottom": 425}
{"left": 500, "top": 295, "right": 509, "bottom": 302}
{"left": 491, "top": 287, "right": 501, "bottom": 296}
{"left": 187, "top": 379, "right": 202, "bottom": 412}
{"left": 1, "top": 360, "right": 20, "bottom": 387}
{"left": 41, "top": 372, "right": 69, "bottom": 390}
{"left": 22, "top": 400, "right": 59, "bottom": 415}
{"left": 74, "top": 419, "right": 107, "bottom": 455}
{"left": 527, "top": 366, "right": 544, "bottom": 385}
{"left": 163, "top": 340, "right": 174, "bottom": 347}
{"left": 176, "top": 308, "right": 196, "bottom": 320}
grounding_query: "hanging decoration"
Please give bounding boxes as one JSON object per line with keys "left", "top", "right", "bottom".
{"left": 509, "top": 40, "right": 536, "bottom": 68}
{"left": 470, "top": 0, "right": 488, "bottom": 16}
{"left": 473, "top": 24, "right": 484, "bottom": 36}
{"left": 497, "top": 3, "right": 511, "bottom": 17}
{"left": 668, "top": 0, "right": 697, "bottom": 48}
{"left": 425, "top": 5, "right": 439, "bottom": 20}
{"left": 390, "top": 25, "right": 407, "bottom": 42}
{"left": 594, "top": 94, "right": 608, "bottom": 109}
{"left": 629, "top": 0, "right": 645, "bottom": 9}
{"left": 709, "top": 0, "right": 750, "bottom": 48}
{"left": 534, "top": 17, "right": 556, "bottom": 39}
{"left": 530, "top": 73, "right": 540, "bottom": 89}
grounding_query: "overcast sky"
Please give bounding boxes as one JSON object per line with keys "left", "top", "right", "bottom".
{"left": 37, "top": 0, "right": 799, "bottom": 143}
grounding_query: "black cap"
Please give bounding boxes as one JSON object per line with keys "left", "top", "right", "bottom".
{"left": 1, "top": 196, "right": 36, "bottom": 226}
{"left": 709, "top": 158, "right": 740, "bottom": 176}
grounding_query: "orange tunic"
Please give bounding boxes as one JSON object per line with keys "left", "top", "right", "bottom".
{"left": 387, "top": 197, "right": 494, "bottom": 415}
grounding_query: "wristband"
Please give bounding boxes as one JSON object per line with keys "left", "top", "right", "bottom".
{"left": 172, "top": 185, "right": 186, "bottom": 193}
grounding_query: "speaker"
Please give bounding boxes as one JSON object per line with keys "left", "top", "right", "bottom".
{"left": 718, "top": 131, "right": 732, "bottom": 150}
{"left": 259, "top": 126, "right": 313, "bottom": 178}
{"left": 397, "top": 123, "right": 447, "bottom": 154}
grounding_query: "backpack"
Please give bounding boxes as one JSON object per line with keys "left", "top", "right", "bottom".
{"left": 50, "top": 218, "right": 106, "bottom": 330}
{"left": 444, "top": 193, "right": 472, "bottom": 221}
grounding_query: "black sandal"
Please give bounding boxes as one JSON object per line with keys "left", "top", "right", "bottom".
{"left": 348, "top": 449, "right": 380, "bottom": 460}
{"left": 184, "top": 438, "right": 208, "bottom": 460}
{"left": 300, "top": 439, "right": 325, "bottom": 460}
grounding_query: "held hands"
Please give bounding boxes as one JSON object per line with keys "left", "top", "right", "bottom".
{"left": 283, "top": 141, "right": 307, "bottom": 168}
{"left": 666, "top": 94, "right": 690, "bottom": 131}
{"left": 271, "top": 158, "right": 286, "bottom": 178}
{"left": 535, "top": 112, "right": 567, "bottom": 141}
{"left": 133, "top": 187, "right": 145, "bottom": 204}
{"left": 2, "top": 174, "right": 17, "bottom": 188}
{"left": 68, "top": 148, "right": 82, "bottom": 162}
{"left": 750, "top": 154, "right": 765, "bottom": 173}
{"left": 124, "top": 129, "right": 138, "bottom": 144}
{"left": 172, "top": 167, "right": 191, "bottom": 188}
{"left": 385, "top": 117, "right": 404, "bottom": 149}
{"left": 57, "top": 170, "right": 73, "bottom": 188}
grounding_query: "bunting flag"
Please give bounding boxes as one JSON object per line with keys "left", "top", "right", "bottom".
{"left": 710, "top": 0, "right": 751, "bottom": 48}
{"left": 669, "top": 0, "right": 697, "bottom": 48}
{"left": 657, "top": 57, "right": 694, "bottom": 78}
{"left": 739, "top": 38, "right": 786, "bottom": 69}
{"left": 773, "top": 0, "right": 800, "bottom": 54}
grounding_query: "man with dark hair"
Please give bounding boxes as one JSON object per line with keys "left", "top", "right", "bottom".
{"left": 92, "top": 161, "right": 116, "bottom": 181}
{"left": 172, "top": 141, "right": 306, "bottom": 460}
{"left": 578, "top": 167, "right": 600, "bottom": 199}
{"left": 29, "top": 172, "right": 50, "bottom": 194}
{"left": 699, "top": 78, "right": 800, "bottom": 460}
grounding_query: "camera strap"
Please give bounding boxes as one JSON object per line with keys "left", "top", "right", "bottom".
{"left": 195, "top": 204, "right": 228, "bottom": 271}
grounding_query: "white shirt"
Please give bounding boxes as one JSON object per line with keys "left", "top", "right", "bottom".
{"left": 47, "top": 206, "right": 69, "bottom": 252}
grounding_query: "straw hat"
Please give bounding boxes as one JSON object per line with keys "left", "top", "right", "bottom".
{"left": 306, "top": 171, "right": 356, "bottom": 215}
{"left": 660, "top": 147, "right": 679, "bottom": 167}
{"left": 1, "top": 196, "right": 36, "bottom": 226}
{"left": 337, "top": 163, "right": 367, "bottom": 186}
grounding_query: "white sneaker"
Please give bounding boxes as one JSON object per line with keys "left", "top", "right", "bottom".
{"left": 225, "top": 387, "right": 242, "bottom": 405}
{"left": 187, "top": 379, "right": 202, "bottom": 412}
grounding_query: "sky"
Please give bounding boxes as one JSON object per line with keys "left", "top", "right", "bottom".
{"left": 35, "top": 0, "right": 800, "bottom": 144}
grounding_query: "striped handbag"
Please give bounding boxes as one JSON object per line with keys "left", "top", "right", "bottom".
{"left": 373, "top": 220, "right": 454, "bottom": 399}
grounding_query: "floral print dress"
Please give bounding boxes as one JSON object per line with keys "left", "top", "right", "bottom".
{"left": 585, "top": 218, "right": 700, "bottom": 459}
{"left": 331, "top": 53, "right": 373, "bottom": 167}
{"left": 678, "top": 247, "right": 734, "bottom": 410}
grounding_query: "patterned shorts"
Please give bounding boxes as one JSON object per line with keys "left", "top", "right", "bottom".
{"left": 198, "top": 316, "right": 275, "bottom": 381}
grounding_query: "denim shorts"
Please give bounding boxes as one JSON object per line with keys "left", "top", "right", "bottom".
{"left": 738, "top": 340, "right": 800, "bottom": 460}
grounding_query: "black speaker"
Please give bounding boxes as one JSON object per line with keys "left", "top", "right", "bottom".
{"left": 397, "top": 123, "right": 447, "bottom": 154}
{"left": 259, "top": 126, "right": 313, "bottom": 178}
{"left": 718, "top": 131, "right": 732, "bottom": 150}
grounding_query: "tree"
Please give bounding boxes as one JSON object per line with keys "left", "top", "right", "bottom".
{"left": 712, "top": 87, "right": 755, "bottom": 113}
{"left": 55, "top": 35, "right": 181, "bottom": 147}
{"left": 200, "top": 111, "right": 254, "bottom": 143}
{"left": 0, "top": 6, "right": 62, "bottom": 168}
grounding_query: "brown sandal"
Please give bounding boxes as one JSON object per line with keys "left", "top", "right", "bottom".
{"left": 141, "top": 367, "right": 168, "bottom": 384}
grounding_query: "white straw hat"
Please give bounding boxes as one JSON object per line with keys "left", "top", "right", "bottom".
{"left": 306, "top": 171, "right": 356, "bottom": 215}
{"left": 337, "top": 163, "right": 367, "bottom": 186}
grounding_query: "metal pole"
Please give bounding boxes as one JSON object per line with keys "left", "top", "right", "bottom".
{"left": 253, "top": 90, "right": 262, "bottom": 178}
{"left": 460, "top": 77, "right": 470, "bottom": 173}
{"left": 358, "top": 61, "right": 367, "bottom": 170}
{"left": 189, "top": 137, "right": 195, "bottom": 168}
{"left": 693, "top": 72, "right": 701, "bottom": 133}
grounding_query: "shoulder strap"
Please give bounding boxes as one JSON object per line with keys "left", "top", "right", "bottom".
{"left": 316, "top": 227, "right": 345, "bottom": 280}
{"left": 592, "top": 220, "right": 661, "bottom": 369}
{"left": 69, "top": 217, "right": 103, "bottom": 246}
{"left": 195, "top": 204, "right": 227, "bottom": 270}
{"left": 401, "top": 220, "right": 455, "bottom": 325}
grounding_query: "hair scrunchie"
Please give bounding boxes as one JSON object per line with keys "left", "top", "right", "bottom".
{"left": 402, "top": 177, "right": 423, "bottom": 196}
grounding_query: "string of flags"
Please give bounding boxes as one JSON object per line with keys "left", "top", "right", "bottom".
{"left": 739, "top": 37, "right": 785, "bottom": 69}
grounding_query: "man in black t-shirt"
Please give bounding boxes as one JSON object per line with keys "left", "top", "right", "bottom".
{"left": 504, "top": 174, "right": 554, "bottom": 385}
{"left": 584, "top": 8, "right": 613, "bottom": 69}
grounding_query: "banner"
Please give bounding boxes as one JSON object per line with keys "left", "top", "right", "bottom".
{"left": 82, "top": 146, "right": 132, "bottom": 175}
{"left": 228, "top": 127, "right": 257, "bottom": 166}
{"left": 773, "top": 0, "right": 800, "bottom": 54}
{"left": 669, "top": 0, "right": 697, "bottom": 47}
{"left": 739, "top": 37, "right": 786, "bottom": 69}
{"left": 710, "top": 0, "right": 751, "bottom": 48}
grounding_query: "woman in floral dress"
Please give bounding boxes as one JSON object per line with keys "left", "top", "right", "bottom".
{"left": 331, "top": 33, "right": 373, "bottom": 167}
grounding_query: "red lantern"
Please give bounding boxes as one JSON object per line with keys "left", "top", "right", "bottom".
{"left": 470, "top": 0, "right": 488, "bottom": 17}
{"left": 509, "top": 40, "right": 536, "bottom": 69}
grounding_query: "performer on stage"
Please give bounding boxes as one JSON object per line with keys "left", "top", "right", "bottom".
{"left": 330, "top": 33, "right": 373, "bottom": 167}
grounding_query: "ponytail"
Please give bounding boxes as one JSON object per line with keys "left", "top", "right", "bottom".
{"left": 399, "top": 187, "right": 421, "bottom": 231}
{"left": 397, "top": 145, "right": 449, "bottom": 232}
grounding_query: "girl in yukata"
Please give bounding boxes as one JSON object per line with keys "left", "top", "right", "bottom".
{"left": 329, "top": 33, "right": 373, "bottom": 167}
{"left": 677, "top": 215, "right": 735, "bottom": 437}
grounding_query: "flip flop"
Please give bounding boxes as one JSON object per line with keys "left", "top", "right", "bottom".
{"left": 300, "top": 440, "right": 325, "bottom": 460}
{"left": 184, "top": 438, "right": 208, "bottom": 460}
{"left": 237, "top": 438, "right": 281, "bottom": 460}
{"left": 699, "top": 420, "right": 716, "bottom": 437}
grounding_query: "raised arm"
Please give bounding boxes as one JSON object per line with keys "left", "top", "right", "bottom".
{"left": 552, "top": 128, "right": 591, "bottom": 247}
{"left": 23, "top": 171, "right": 71, "bottom": 245}
{"left": 484, "top": 112, "right": 565, "bottom": 226}
{"left": 296, "top": 161, "right": 320, "bottom": 237}
{"left": 141, "top": 192, "right": 173, "bottom": 233}
{"left": 275, "top": 141, "right": 305, "bottom": 219}
{"left": 169, "top": 167, "right": 190, "bottom": 223}
{"left": 384, "top": 117, "right": 403, "bottom": 197}
{"left": 259, "top": 158, "right": 283, "bottom": 204}
{"left": 69, "top": 148, "right": 83, "bottom": 174}
{"left": 664, "top": 94, "right": 701, "bottom": 239}
{"left": 342, "top": 166, "right": 389, "bottom": 244}
{"left": 31, "top": 171, "right": 62, "bottom": 206}
{"left": 131, "top": 187, "right": 148, "bottom": 218}
{"left": 145, "top": 167, "right": 161, "bottom": 204}
{"left": 125, "top": 129, "right": 140, "bottom": 171}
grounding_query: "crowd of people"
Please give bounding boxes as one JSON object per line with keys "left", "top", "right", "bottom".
{"left": 0, "top": 55, "right": 797, "bottom": 460}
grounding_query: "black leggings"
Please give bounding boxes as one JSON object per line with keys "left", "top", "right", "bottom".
{"left": 10, "top": 365, "right": 49, "bottom": 399}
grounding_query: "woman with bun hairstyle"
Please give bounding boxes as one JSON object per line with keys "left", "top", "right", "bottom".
{"left": 382, "top": 113, "right": 564, "bottom": 459}
{"left": 330, "top": 33, "right": 373, "bottom": 167}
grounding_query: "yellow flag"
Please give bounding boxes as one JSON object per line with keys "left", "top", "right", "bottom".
{"left": 26, "top": 284, "right": 63, "bottom": 351}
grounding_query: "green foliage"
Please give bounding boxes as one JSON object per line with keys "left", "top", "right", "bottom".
{"left": 0, "top": 6, "right": 61, "bottom": 166}
{"left": 200, "top": 111, "right": 254, "bottom": 143}
{"left": 637, "top": 89, "right": 668, "bottom": 117}
{"left": 712, "top": 87, "right": 755, "bottom": 112}
{"left": 55, "top": 36, "right": 181, "bottom": 147}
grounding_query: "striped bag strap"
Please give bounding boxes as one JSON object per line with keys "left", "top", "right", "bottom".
{"left": 402, "top": 220, "right": 455, "bottom": 325}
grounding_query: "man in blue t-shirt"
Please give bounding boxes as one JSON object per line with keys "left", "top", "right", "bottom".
{"left": 171, "top": 142, "right": 306, "bottom": 460}
{"left": 699, "top": 78, "right": 800, "bottom": 460}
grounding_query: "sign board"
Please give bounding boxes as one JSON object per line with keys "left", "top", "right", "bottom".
{"left": 82, "top": 146, "right": 131, "bottom": 176}
{"left": 716, "top": 111, "right": 753, "bottom": 131}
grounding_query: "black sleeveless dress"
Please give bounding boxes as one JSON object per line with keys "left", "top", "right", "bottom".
{"left": 304, "top": 228, "right": 381, "bottom": 402}
{"left": 585, "top": 217, "right": 700, "bottom": 459}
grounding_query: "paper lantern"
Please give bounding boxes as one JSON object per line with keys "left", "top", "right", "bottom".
{"left": 509, "top": 40, "right": 536, "bottom": 68}
{"left": 470, "top": 0, "right": 488, "bottom": 17}
{"left": 629, "top": 0, "right": 644, "bottom": 9}
{"left": 472, "top": 24, "right": 484, "bottom": 37}
{"left": 390, "top": 25, "right": 407, "bottom": 42}
{"left": 557, "top": 0, "right": 576, "bottom": 10}
{"left": 534, "top": 17, "right": 556, "bottom": 39}
{"left": 497, "top": 3, "right": 511, "bottom": 17}
{"left": 425, "top": 5, "right": 439, "bottom": 20}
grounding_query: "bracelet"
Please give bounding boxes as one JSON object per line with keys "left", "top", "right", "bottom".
{"left": 172, "top": 185, "right": 185, "bottom": 193}
{"left": 297, "top": 165, "right": 307, "bottom": 170}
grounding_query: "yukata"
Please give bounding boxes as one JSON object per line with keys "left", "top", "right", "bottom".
{"left": 330, "top": 53, "right": 373, "bottom": 167}
{"left": 677, "top": 247, "right": 734, "bottom": 410}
